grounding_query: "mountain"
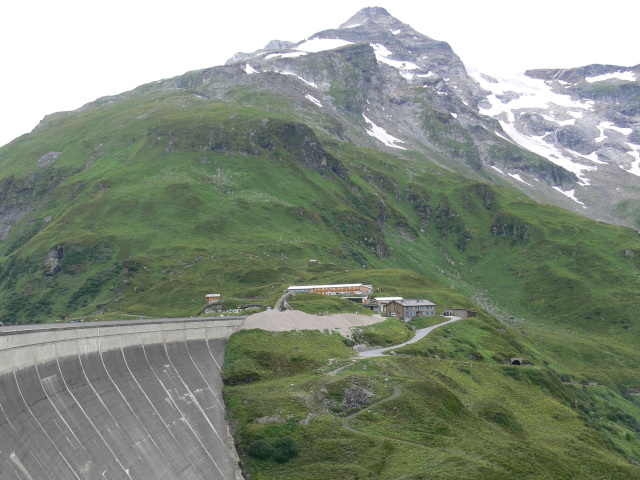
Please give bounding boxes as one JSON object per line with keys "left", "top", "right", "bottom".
{"left": 218, "top": 6, "right": 640, "bottom": 227}
{"left": 1, "top": 7, "right": 640, "bottom": 476}
{"left": 473, "top": 64, "right": 640, "bottom": 226}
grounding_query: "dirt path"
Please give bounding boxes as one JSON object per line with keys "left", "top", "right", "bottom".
{"left": 340, "top": 385, "right": 432, "bottom": 457}
{"left": 342, "top": 385, "right": 403, "bottom": 433}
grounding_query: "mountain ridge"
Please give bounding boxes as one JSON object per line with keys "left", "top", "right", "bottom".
{"left": 212, "top": 7, "right": 639, "bottom": 228}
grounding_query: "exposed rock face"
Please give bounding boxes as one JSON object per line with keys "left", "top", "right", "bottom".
{"left": 554, "top": 125, "right": 598, "bottom": 155}
{"left": 0, "top": 206, "right": 31, "bottom": 241}
{"left": 341, "top": 384, "right": 373, "bottom": 410}
{"left": 37, "top": 151, "right": 61, "bottom": 167}
{"left": 264, "top": 40, "right": 295, "bottom": 51}
{"left": 44, "top": 245, "right": 64, "bottom": 279}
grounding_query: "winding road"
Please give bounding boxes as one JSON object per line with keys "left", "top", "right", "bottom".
{"left": 358, "top": 316, "right": 462, "bottom": 357}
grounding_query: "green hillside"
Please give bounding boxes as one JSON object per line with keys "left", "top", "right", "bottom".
{"left": 224, "top": 324, "right": 640, "bottom": 479}
{"left": 2, "top": 89, "right": 638, "bottom": 326}
{"left": 1, "top": 79, "right": 640, "bottom": 476}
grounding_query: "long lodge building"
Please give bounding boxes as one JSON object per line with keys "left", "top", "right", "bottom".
{"left": 287, "top": 283, "right": 373, "bottom": 296}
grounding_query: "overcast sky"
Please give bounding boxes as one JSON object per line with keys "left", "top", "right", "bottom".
{"left": 1, "top": 0, "right": 637, "bottom": 148}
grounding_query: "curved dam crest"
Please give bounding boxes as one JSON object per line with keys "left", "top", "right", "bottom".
{"left": 0, "top": 318, "right": 245, "bottom": 480}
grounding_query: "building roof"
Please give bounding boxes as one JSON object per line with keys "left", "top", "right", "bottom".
{"left": 288, "top": 283, "right": 366, "bottom": 290}
{"left": 395, "top": 299, "right": 436, "bottom": 307}
{"left": 206, "top": 293, "right": 221, "bottom": 297}
{"left": 374, "top": 297, "right": 404, "bottom": 302}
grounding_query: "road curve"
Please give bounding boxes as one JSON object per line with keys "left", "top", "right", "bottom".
{"left": 358, "top": 316, "right": 462, "bottom": 357}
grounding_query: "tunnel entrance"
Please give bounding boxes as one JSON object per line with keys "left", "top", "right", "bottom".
{"left": 510, "top": 357, "right": 524, "bottom": 366}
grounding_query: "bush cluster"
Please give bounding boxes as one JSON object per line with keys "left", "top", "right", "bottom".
{"left": 247, "top": 436, "right": 299, "bottom": 463}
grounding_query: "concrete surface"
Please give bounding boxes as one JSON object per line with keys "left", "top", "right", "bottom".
{"left": 0, "top": 317, "right": 245, "bottom": 479}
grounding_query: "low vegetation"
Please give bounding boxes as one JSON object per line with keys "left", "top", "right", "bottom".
{"left": 224, "top": 319, "right": 640, "bottom": 479}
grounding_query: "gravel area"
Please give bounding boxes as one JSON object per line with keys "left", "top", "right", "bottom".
{"left": 239, "top": 310, "right": 384, "bottom": 338}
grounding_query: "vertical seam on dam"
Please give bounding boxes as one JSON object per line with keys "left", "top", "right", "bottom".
{"left": 186, "top": 341, "right": 224, "bottom": 409}
{"left": 12, "top": 369, "right": 81, "bottom": 480}
{"left": 58, "top": 354, "right": 130, "bottom": 478}
{"left": 143, "top": 342, "right": 227, "bottom": 479}
{"left": 0, "top": 402, "right": 51, "bottom": 480}
{"left": 121, "top": 342, "right": 205, "bottom": 479}
{"left": 34, "top": 359, "right": 107, "bottom": 479}
{"left": 97, "top": 340, "right": 157, "bottom": 479}
{"left": 163, "top": 342, "right": 229, "bottom": 447}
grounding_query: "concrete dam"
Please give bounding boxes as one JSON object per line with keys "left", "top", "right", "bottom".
{"left": 0, "top": 318, "right": 245, "bottom": 480}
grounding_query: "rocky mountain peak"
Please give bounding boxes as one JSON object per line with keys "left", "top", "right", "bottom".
{"left": 264, "top": 40, "right": 295, "bottom": 51}
{"left": 339, "top": 6, "right": 399, "bottom": 29}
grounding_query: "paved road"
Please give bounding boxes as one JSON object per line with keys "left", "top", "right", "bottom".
{"left": 358, "top": 316, "right": 462, "bottom": 357}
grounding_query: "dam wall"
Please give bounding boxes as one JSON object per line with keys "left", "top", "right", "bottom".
{"left": 0, "top": 318, "right": 245, "bottom": 480}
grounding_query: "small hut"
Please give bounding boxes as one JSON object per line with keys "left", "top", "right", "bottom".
{"left": 206, "top": 294, "right": 221, "bottom": 304}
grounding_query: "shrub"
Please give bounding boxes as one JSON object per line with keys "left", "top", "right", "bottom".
{"left": 272, "top": 436, "right": 299, "bottom": 463}
{"left": 247, "top": 439, "right": 273, "bottom": 460}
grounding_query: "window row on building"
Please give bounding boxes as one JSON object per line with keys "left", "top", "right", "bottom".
{"left": 287, "top": 283, "right": 373, "bottom": 296}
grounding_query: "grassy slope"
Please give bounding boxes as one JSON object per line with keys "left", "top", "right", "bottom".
{"left": 1, "top": 84, "right": 640, "bottom": 476}
{"left": 224, "top": 326, "right": 640, "bottom": 479}
{"left": 1, "top": 86, "right": 639, "bottom": 379}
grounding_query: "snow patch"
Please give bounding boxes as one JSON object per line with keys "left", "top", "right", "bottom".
{"left": 391, "top": 29, "right": 402, "bottom": 35}
{"left": 244, "top": 64, "right": 258, "bottom": 74}
{"left": 499, "top": 121, "right": 595, "bottom": 184}
{"left": 599, "top": 121, "right": 632, "bottom": 136}
{"left": 370, "top": 44, "right": 420, "bottom": 74}
{"left": 297, "top": 38, "right": 353, "bottom": 53}
{"left": 363, "top": 115, "right": 406, "bottom": 150}
{"left": 344, "top": 23, "right": 362, "bottom": 28}
{"left": 586, "top": 71, "right": 636, "bottom": 83}
{"left": 470, "top": 66, "right": 599, "bottom": 185}
{"left": 595, "top": 125, "right": 607, "bottom": 143}
{"left": 266, "top": 51, "right": 307, "bottom": 60}
{"left": 278, "top": 71, "right": 317, "bottom": 88}
{"left": 567, "top": 148, "right": 607, "bottom": 165}
{"left": 451, "top": 112, "right": 458, "bottom": 119}
{"left": 305, "top": 94, "right": 322, "bottom": 108}
{"left": 508, "top": 173, "right": 532, "bottom": 186}
{"left": 553, "top": 187, "right": 586, "bottom": 207}
{"left": 625, "top": 144, "right": 640, "bottom": 177}
{"left": 471, "top": 68, "right": 593, "bottom": 117}
{"left": 491, "top": 165, "right": 505, "bottom": 175}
